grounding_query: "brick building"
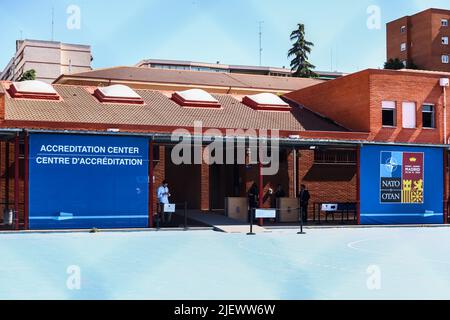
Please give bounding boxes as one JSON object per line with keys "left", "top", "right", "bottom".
{"left": 387, "top": 8, "right": 450, "bottom": 71}
{"left": 0, "top": 66, "right": 448, "bottom": 230}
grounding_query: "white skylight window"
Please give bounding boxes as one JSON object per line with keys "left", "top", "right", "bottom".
{"left": 175, "top": 89, "right": 218, "bottom": 103}
{"left": 97, "top": 85, "right": 141, "bottom": 99}
{"left": 172, "top": 89, "right": 220, "bottom": 108}
{"left": 9, "top": 80, "right": 60, "bottom": 100}
{"left": 242, "top": 93, "right": 291, "bottom": 111}
{"left": 12, "top": 80, "right": 58, "bottom": 94}
{"left": 94, "top": 84, "right": 144, "bottom": 104}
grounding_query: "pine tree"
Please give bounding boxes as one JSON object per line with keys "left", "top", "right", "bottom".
{"left": 288, "top": 24, "right": 317, "bottom": 78}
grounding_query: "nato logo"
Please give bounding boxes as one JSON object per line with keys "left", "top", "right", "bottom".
{"left": 385, "top": 157, "right": 398, "bottom": 174}
{"left": 380, "top": 152, "right": 403, "bottom": 203}
{"left": 380, "top": 152, "right": 403, "bottom": 179}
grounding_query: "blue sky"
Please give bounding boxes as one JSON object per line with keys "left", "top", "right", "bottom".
{"left": 1, "top": 0, "right": 449, "bottom": 73}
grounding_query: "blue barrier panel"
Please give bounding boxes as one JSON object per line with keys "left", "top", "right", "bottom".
{"left": 360, "top": 145, "right": 443, "bottom": 225}
{"left": 29, "top": 134, "right": 149, "bottom": 229}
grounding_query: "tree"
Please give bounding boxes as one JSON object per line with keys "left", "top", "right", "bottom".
{"left": 18, "top": 69, "right": 36, "bottom": 81}
{"left": 288, "top": 23, "right": 318, "bottom": 78}
{"left": 384, "top": 58, "right": 405, "bottom": 70}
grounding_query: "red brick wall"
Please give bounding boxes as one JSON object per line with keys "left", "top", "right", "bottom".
{"left": 285, "top": 70, "right": 371, "bottom": 132}
{"left": 201, "top": 147, "right": 210, "bottom": 211}
{"left": 298, "top": 150, "right": 357, "bottom": 220}
{"left": 369, "top": 71, "right": 450, "bottom": 144}
{"left": 0, "top": 141, "right": 25, "bottom": 225}
{"left": 431, "top": 10, "right": 450, "bottom": 72}
{"left": 387, "top": 9, "right": 450, "bottom": 72}
{"left": 287, "top": 69, "right": 450, "bottom": 145}
{"left": 387, "top": 16, "right": 410, "bottom": 64}
{"left": 151, "top": 145, "right": 166, "bottom": 213}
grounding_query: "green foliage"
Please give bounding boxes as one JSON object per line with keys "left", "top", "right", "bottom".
{"left": 288, "top": 24, "right": 318, "bottom": 78}
{"left": 384, "top": 58, "right": 405, "bottom": 70}
{"left": 384, "top": 59, "right": 420, "bottom": 70}
{"left": 18, "top": 69, "right": 36, "bottom": 81}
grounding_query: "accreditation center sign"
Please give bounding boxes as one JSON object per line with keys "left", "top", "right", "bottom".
{"left": 37, "top": 144, "right": 144, "bottom": 166}
{"left": 29, "top": 134, "right": 149, "bottom": 230}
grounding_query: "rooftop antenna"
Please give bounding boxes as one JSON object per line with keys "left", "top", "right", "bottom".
{"left": 19, "top": 30, "right": 23, "bottom": 40}
{"left": 330, "top": 48, "right": 333, "bottom": 71}
{"left": 258, "top": 21, "right": 264, "bottom": 66}
{"left": 51, "top": 6, "right": 54, "bottom": 41}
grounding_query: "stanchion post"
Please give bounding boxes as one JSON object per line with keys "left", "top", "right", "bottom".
{"left": 184, "top": 201, "right": 188, "bottom": 231}
{"left": 298, "top": 207, "right": 306, "bottom": 235}
{"left": 247, "top": 208, "right": 256, "bottom": 236}
{"left": 156, "top": 204, "right": 161, "bottom": 230}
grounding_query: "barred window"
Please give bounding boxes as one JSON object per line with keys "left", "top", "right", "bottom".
{"left": 314, "top": 149, "right": 356, "bottom": 164}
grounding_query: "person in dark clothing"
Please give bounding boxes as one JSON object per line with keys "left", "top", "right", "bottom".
{"left": 272, "top": 184, "right": 286, "bottom": 222}
{"left": 274, "top": 184, "right": 286, "bottom": 198}
{"left": 271, "top": 184, "right": 286, "bottom": 208}
{"left": 248, "top": 183, "right": 259, "bottom": 222}
{"left": 298, "top": 184, "right": 311, "bottom": 223}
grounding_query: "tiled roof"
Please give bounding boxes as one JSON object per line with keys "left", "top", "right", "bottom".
{"left": 55, "top": 67, "right": 323, "bottom": 92}
{"left": 2, "top": 83, "right": 346, "bottom": 133}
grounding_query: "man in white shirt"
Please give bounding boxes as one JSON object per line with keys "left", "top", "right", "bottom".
{"left": 157, "top": 180, "right": 172, "bottom": 224}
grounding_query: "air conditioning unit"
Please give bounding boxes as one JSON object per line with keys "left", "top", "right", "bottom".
{"left": 440, "top": 78, "right": 449, "bottom": 87}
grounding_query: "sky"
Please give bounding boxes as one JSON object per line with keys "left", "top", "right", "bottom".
{"left": 0, "top": 0, "right": 449, "bottom": 73}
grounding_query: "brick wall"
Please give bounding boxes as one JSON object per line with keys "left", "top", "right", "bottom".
{"left": 298, "top": 150, "right": 357, "bottom": 221}
{"left": 0, "top": 140, "right": 25, "bottom": 225}
{"left": 387, "top": 16, "right": 410, "bottom": 64}
{"left": 369, "top": 70, "right": 450, "bottom": 144}
{"left": 285, "top": 70, "right": 371, "bottom": 132}
{"left": 387, "top": 9, "right": 450, "bottom": 72}
{"left": 287, "top": 69, "right": 450, "bottom": 145}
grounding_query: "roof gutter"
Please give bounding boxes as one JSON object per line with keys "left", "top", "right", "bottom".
{"left": 18, "top": 128, "right": 450, "bottom": 149}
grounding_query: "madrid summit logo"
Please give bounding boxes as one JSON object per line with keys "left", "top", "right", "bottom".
{"left": 380, "top": 152, "right": 424, "bottom": 204}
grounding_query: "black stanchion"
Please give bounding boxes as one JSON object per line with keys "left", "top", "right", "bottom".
{"left": 298, "top": 207, "right": 306, "bottom": 235}
{"left": 247, "top": 208, "right": 256, "bottom": 236}
{"left": 184, "top": 201, "right": 188, "bottom": 231}
{"left": 156, "top": 206, "right": 161, "bottom": 231}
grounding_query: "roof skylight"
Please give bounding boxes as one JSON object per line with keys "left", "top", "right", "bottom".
{"left": 242, "top": 93, "right": 291, "bottom": 111}
{"left": 94, "top": 84, "right": 144, "bottom": 104}
{"left": 8, "top": 80, "right": 60, "bottom": 100}
{"left": 172, "top": 89, "right": 221, "bottom": 108}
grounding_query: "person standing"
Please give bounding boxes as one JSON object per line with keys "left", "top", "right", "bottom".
{"left": 157, "top": 180, "right": 172, "bottom": 224}
{"left": 298, "top": 184, "right": 310, "bottom": 223}
{"left": 272, "top": 184, "right": 286, "bottom": 208}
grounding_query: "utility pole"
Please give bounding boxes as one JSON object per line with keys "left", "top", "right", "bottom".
{"left": 258, "top": 21, "right": 264, "bottom": 66}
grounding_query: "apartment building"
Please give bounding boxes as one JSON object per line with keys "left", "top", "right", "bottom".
{"left": 387, "top": 8, "right": 450, "bottom": 71}
{"left": 0, "top": 39, "right": 92, "bottom": 83}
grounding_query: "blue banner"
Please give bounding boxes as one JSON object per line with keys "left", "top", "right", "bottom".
{"left": 360, "top": 145, "right": 443, "bottom": 225}
{"left": 29, "top": 134, "right": 149, "bottom": 229}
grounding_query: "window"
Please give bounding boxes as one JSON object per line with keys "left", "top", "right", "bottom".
{"left": 172, "top": 89, "right": 221, "bottom": 108}
{"left": 400, "top": 43, "right": 407, "bottom": 52}
{"left": 382, "top": 101, "right": 396, "bottom": 127}
{"left": 402, "top": 102, "right": 416, "bottom": 129}
{"left": 8, "top": 80, "right": 60, "bottom": 100}
{"left": 442, "top": 37, "right": 449, "bottom": 45}
{"left": 314, "top": 149, "right": 356, "bottom": 165}
{"left": 442, "top": 55, "right": 449, "bottom": 64}
{"left": 94, "top": 84, "right": 144, "bottom": 104}
{"left": 442, "top": 19, "right": 449, "bottom": 27}
{"left": 400, "top": 25, "right": 406, "bottom": 33}
{"left": 422, "top": 104, "right": 435, "bottom": 128}
{"left": 242, "top": 93, "right": 291, "bottom": 111}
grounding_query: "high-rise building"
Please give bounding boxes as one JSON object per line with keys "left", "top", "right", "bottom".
{"left": 0, "top": 39, "right": 93, "bottom": 83}
{"left": 387, "top": 8, "right": 450, "bottom": 72}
